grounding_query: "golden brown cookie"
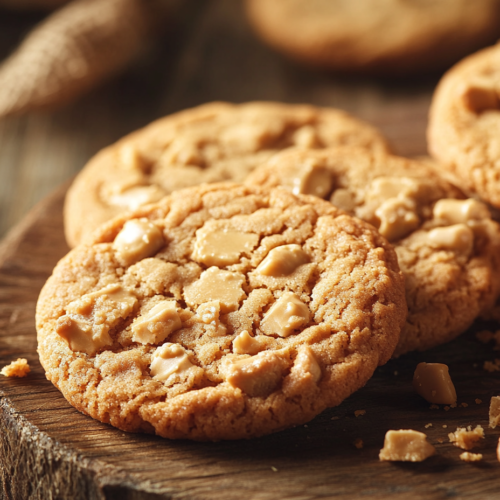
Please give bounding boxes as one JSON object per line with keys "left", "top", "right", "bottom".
{"left": 245, "top": 0, "right": 500, "bottom": 75}
{"left": 246, "top": 148, "right": 500, "bottom": 355}
{"left": 64, "top": 101, "right": 390, "bottom": 247}
{"left": 429, "top": 43, "right": 500, "bottom": 208}
{"left": 38, "top": 183, "right": 406, "bottom": 440}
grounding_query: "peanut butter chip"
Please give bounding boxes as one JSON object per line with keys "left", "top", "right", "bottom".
{"left": 195, "top": 301, "right": 227, "bottom": 336}
{"left": 256, "top": 244, "right": 309, "bottom": 277}
{"left": 260, "top": 292, "right": 310, "bottom": 337}
{"left": 330, "top": 188, "right": 356, "bottom": 211}
{"left": 108, "top": 185, "right": 166, "bottom": 211}
{"left": 368, "top": 176, "right": 420, "bottom": 201}
{"left": 131, "top": 301, "right": 181, "bottom": 345}
{"left": 114, "top": 219, "right": 165, "bottom": 266}
{"left": 119, "top": 144, "right": 147, "bottom": 171}
{"left": 376, "top": 198, "right": 419, "bottom": 242}
{"left": 293, "top": 346, "right": 321, "bottom": 383}
{"left": 379, "top": 430, "right": 435, "bottom": 462}
{"left": 413, "top": 362, "right": 457, "bottom": 405}
{"left": 291, "top": 162, "right": 333, "bottom": 199}
{"left": 150, "top": 343, "right": 195, "bottom": 381}
{"left": 459, "top": 79, "right": 500, "bottom": 113}
{"left": 233, "top": 330, "right": 261, "bottom": 355}
{"left": 184, "top": 267, "right": 246, "bottom": 313}
{"left": 192, "top": 225, "right": 259, "bottom": 267}
{"left": 56, "top": 284, "right": 137, "bottom": 356}
{"left": 225, "top": 351, "right": 288, "bottom": 397}
{"left": 433, "top": 198, "right": 490, "bottom": 225}
{"left": 427, "top": 224, "right": 474, "bottom": 254}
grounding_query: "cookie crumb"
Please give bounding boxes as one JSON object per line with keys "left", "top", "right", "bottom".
{"left": 444, "top": 406, "right": 450, "bottom": 411}
{"left": 1, "top": 358, "right": 30, "bottom": 378}
{"left": 354, "top": 410, "right": 366, "bottom": 417}
{"left": 331, "top": 416, "right": 340, "bottom": 420}
{"left": 460, "top": 452, "right": 483, "bottom": 462}
{"left": 489, "top": 396, "right": 500, "bottom": 428}
{"left": 425, "top": 423, "right": 433, "bottom": 429}
{"left": 271, "top": 466, "right": 278, "bottom": 472}
{"left": 461, "top": 402, "right": 469, "bottom": 408}
{"left": 430, "top": 404, "right": 439, "bottom": 410}
{"left": 379, "top": 430, "right": 435, "bottom": 462}
{"left": 450, "top": 403, "right": 457, "bottom": 408}
{"left": 448, "top": 425, "right": 484, "bottom": 450}
{"left": 353, "top": 438, "right": 363, "bottom": 449}
{"left": 476, "top": 330, "right": 494, "bottom": 343}
{"left": 475, "top": 399, "right": 482, "bottom": 405}
{"left": 394, "top": 371, "right": 398, "bottom": 376}
{"left": 304, "top": 424, "right": 308, "bottom": 428}
{"left": 483, "top": 360, "right": 500, "bottom": 373}
{"left": 443, "top": 425, "right": 448, "bottom": 428}
{"left": 437, "top": 438, "right": 444, "bottom": 444}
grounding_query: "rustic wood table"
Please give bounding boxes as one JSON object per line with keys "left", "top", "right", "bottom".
{"left": 0, "top": 1, "right": 499, "bottom": 499}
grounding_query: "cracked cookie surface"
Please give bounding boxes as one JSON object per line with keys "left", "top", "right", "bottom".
{"left": 38, "top": 183, "right": 405, "bottom": 440}
{"left": 429, "top": 43, "right": 500, "bottom": 208}
{"left": 64, "top": 101, "right": 390, "bottom": 247}
{"left": 246, "top": 148, "right": 500, "bottom": 355}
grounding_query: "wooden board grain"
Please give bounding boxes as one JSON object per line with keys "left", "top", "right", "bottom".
{"left": 1, "top": 185, "right": 500, "bottom": 500}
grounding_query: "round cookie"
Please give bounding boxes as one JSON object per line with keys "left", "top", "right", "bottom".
{"left": 38, "top": 183, "right": 406, "bottom": 440}
{"left": 64, "top": 101, "right": 390, "bottom": 247}
{"left": 429, "top": 43, "right": 500, "bottom": 208}
{"left": 245, "top": 0, "right": 500, "bottom": 75}
{"left": 246, "top": 148, "right": 500, "bottom": 356}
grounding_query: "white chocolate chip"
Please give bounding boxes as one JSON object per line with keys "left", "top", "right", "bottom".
{"left": 131, "top": 301, "right": 181, "bottom": 345}
{"left": 150, "top": 343, "right": 195, "bottom": 381}
{"left": 427, "top": 224, "right": 474, "bottom": 254}
{"left": 184, "top": 267, "right": 246, "bottom": 313}
{"left": 192, "top": 224, "right": 259, "bottom": 267}
{"left": 114, "top": 218, "right": 165, "bottom": 266}
{"left": 108, "top": 185, "right": 166, "bottom": 211}
{"left": 433, "top": 198, "right": 490, "bottom": 225}
{"left": 233, "top": 330, "right": 261, "bottom": 355}
{"left": 256, "top": 244, "right": 309, "bottom": 277}
{"left": 375, "top": 197, "right": 420, "bottom": 242}
{"left": 225, "top": 350, "right": 288, "bottom": 397}
{"left": 260, "top": 292, "right": 310, "bottom": 337}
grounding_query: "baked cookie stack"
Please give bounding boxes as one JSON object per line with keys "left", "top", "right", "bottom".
{"left": 36, "top": 96, "right": 500, "bottom": 440}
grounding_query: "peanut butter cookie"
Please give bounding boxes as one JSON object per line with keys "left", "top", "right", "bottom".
{"left": 246, "top": 0, "right": 500, "bottom": 75}
{"left": 64, "top": 101, "right": 390, "bottom": 247}
{"left": 246, "top": 148, "right": 500, "bottom": 355}
{"left": 38, "top": 183, "right": 406, "bottom": 440}
{"left": 429, "top": 43, "right": 500, "bottom": 208}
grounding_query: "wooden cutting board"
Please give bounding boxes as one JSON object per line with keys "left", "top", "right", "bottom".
{"left": 1, "top": 184, "right": 500, "bottom": 500}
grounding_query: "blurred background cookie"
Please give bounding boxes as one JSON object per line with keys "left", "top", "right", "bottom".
{"left": 245, "top": 0, "right": 500, "bottom": 76}
{"left": 64, "top": 101, "right": 390, "bottom": 247}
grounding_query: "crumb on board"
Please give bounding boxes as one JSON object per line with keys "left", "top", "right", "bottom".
{"left": 475, "top": 399, "right": 483, "bottom": 405}
{"left": 460, "top": 452, "right": 483, "bottom": 462}
{"left": 353, "top": 438, "right": 363, "bottom": 449}
{"left": 354, "top": 410, "right": 366, "bottom": 417}
{"left": 437, "top": 438, "right": 444, "bottom": 444}
{"left": 442, "top": 425, "right": 448, "bottom": 428}
{"left": 331, "top": 416, "right": 339, "bottom": 420}
{"left": 489, "top": 396, "right": 500, "bottom": 428}
{"left": 1, "top": 358, "right": 30, "bottom": 378}
{"left": 379, "top": 430, "right": 435, "bottom": 462}
{"left": 461, "top": 403, "right": 468, "bottom": 408}
{"left": 425, "top": 423, "right": 433, "bottom": 429}
{"left": 484, "top": 360, "right": 500, "bottom": 373}
{"left": 448, "top": 425, "right": 484, "bottom": 450}
{"left": 430, "top": 404, "right": 439, "bottom": 410}
{"left": 444, "top": 406, "right": 450, "bottom": 411}
{"left": 271, "top": 466, "right": 278, "bottom": 472}
{"left": 450, "top": 403, "right": 457, "bottom": 408}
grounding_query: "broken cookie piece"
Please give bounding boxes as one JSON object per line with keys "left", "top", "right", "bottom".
{"left": 1, "top": 358, "right": 30, "bottom": 378}
{"left": 448, "top": 425, "right": 484, "bottom": 450}
{"left": 379, "top": 429, "right": 435, "bottom": 462}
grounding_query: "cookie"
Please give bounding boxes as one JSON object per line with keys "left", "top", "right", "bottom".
{"left": 245, "top": 0, "right": 500, "bottom": 75}
{"left": 246, "top": 148, "right": 500, "bottom": 355}
{"left": 64, "top": 101, "right": 390, "bottom": 247}
{"left": 37, "top": 183, "right": 406, "bottom": 440}
{"left": 429, "top": 43, "right": 500, "bottom": 208}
